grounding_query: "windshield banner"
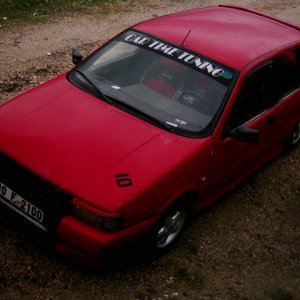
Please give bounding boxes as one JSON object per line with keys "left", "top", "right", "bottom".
{"left": 122, "top": 31, "right": 235, "bottom": 86}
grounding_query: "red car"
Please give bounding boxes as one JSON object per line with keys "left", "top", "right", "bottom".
{"left": 0, "top": 5, "right": 299, "bottom": 267}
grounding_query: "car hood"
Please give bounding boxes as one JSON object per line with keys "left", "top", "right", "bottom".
{"left": 0, "top": 75, "right": 210, "bottom": 211}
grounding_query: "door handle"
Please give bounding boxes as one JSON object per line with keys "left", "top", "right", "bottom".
{"left": 264, "top": 115, "right": 276, "bottom": 127}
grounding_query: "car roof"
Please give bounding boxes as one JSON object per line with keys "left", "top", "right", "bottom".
{"left": 133, "top": 5, "right": 300, "bottom": 71}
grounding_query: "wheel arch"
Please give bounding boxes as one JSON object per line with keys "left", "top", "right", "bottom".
{"left": 161, "top": 189, "right": 199, "bottom": 216}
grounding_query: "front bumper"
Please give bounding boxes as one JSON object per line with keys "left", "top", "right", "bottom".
{"left": 55, "top": 215, "right": 156, "bottom": 267}
{"left": 0, "top": 152, "right": 157, "bottom": 267}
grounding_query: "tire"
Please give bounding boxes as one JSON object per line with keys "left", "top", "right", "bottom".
{"left": 286, "top": 122, "right": 300, "bottom": 150}
{"left": 290, "top": 122, "right": 300, "bottom": 145}
{"left": 146, "top": 199, "right": 192, "bottom": 257}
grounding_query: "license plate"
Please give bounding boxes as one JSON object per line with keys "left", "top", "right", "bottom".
{"left": 0, "top": 180, "right": 46, "bottom": 231}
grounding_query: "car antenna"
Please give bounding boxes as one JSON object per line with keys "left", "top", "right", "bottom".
{"left": 181, "top": 29, "right": 191, "bottom": 46}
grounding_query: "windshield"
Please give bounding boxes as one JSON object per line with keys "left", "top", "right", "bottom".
{"left": 69, "top": 30, "right": 237, "bottom": 137}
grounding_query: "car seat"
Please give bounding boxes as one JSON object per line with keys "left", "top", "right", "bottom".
{"left": 143, "top": 56, "right": 187, "bottom": 98}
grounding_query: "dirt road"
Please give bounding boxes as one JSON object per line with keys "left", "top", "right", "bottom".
{"left": 0, "top": 1, "right": 300, "bottom": 299}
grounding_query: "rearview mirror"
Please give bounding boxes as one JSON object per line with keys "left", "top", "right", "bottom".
{"left": 72, "top": 48, "right": 83, "bottom": 65}
{"left": 229, "top": 126, "right": 259, "bottom": 142}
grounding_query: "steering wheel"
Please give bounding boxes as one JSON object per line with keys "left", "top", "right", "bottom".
{"left": 179, "top": 91, "right": 215, "bottom": 114}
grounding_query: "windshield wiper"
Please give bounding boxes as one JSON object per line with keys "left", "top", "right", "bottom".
{"left": 105, "top": 96, "right": 177, "bottom": 133}
{"left": 72, "top": 69, "right": 177, "bottom": 133}
{"left": 73, "top": 69, "right": 113, "bottom": 105}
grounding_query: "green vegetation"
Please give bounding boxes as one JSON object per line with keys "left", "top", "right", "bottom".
{"left": 0, "top": 0, "right": 119, "bottom": 24}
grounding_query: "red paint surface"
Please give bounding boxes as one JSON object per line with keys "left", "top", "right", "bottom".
{"left": 0, "top": 6, "right": 300, "bottom": 266}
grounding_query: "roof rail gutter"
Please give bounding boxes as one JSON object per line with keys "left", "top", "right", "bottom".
{"left": 219, "top": 5, "right": 300, "bottom": 32}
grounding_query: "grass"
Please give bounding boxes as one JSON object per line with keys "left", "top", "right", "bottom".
{"left": 0, "top": 0, "right": 119, "bottom": 25}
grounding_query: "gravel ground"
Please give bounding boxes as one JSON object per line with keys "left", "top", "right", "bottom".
{"left": 0, "top": 1, "right": 300, "bottom": 299}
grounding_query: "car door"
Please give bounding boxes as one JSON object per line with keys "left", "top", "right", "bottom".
{"left": 212, "top": 49, "right": 300, "bottom": 194}
{"left": 264, "top": 48, "right": 300, "bottom": 148}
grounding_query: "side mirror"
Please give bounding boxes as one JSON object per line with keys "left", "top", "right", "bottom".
{"left": 229, "top": 126, "right": 259, "bottom": 142}
{"left": 72, "top": 48, "right": 83, "bottom": 65}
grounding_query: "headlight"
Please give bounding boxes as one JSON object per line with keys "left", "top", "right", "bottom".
{"left": 71, "top": 199, "right": 122, "bottom": 231}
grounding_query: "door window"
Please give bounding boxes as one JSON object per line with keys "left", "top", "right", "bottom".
{"left": 227, "top": 48, "right": 299, "bottom": 129}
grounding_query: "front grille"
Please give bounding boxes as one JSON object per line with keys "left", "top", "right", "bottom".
{"left": 0, "top": 152, "right": 73, "bottom": 233}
